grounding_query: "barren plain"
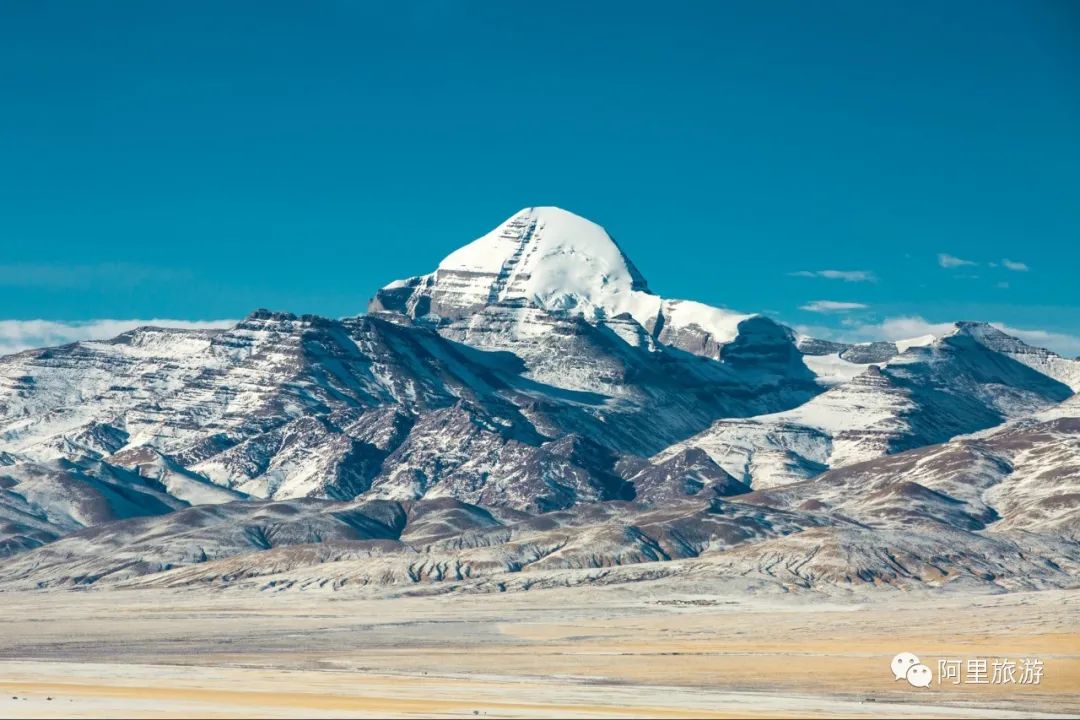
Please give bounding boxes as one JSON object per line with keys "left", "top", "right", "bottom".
{"left": 0, "top": 580, "right": 1076, "bottom": 718}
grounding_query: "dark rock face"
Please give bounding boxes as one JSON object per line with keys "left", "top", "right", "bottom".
{"left": 796, "top": 337, "right": 850, "bottom": 356}
{"left": 721, "top": 317, "right": 816, "bottom": 384}
{"left": 840, "top": 342, "right": 900, "bottom": 364}
{"left": 618, "top": 448, "right": 751, "bottom": 504}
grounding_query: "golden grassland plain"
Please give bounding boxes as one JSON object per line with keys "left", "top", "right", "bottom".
{"left": 0, "top": 581, "right": 1076, "bottom": 718}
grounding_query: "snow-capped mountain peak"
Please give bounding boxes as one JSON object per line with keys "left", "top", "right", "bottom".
{"left": 946, "top": 321, "right": 1080, "bottom": 390}
{"left": 371, "top": 206, "right": 762, "bottom": 362}
{"left": 378, "top": 206, "right": 661, "bottom": 326}
{"left": 438, "top": 206, "right": 650, "bottom": 298}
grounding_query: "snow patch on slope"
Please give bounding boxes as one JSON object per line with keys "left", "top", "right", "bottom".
{"left": 801, "top": 353, "right": 873, "bottom": 386}
{"left": 895, "top": 334, "right": 937, "bottom": 353}
{"left": 657, "top": 299, "right": 753, "bottom": 347}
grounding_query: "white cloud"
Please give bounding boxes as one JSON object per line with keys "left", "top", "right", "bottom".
{"left": 1002, "top": 259, "right": 1030, "bottom": 272}
{"left": 938, "top": 253, "right": 977, "bottom": 268}
{"left": 789, "top": 270, "right": 877, "bottom": 282}
{"left": 800, "top": 300, "right": 869, "bottom": 313}
{"left": 856, "top": 316, "right": 958, "bottom": 342}
{"left": 0, "top": 319, "right": 236, "bottom": 357}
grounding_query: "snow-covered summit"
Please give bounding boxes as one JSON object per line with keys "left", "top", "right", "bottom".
{"left": 371, "top": 206, "right": 757, "bottom": 356}
{"left": 377, "top": 206, "right": 660, "bottom": 323}
{"left": 949, "top": 321, "right": 1080, "bottom": 390}
{"left": 439, "top": 206, "right": 649, "bottom": 292}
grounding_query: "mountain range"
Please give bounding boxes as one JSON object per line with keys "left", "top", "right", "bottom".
{"left": 1, "top": 206, "right": 1077, "bottom": 592}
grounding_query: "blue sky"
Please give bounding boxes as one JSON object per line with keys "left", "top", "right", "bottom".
{"left": 2, "top": 1, "right": 1078, "bottom": 354}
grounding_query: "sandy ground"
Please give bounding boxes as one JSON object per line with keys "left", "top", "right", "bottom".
{"left": 0, "top": 581, "right": 1077, "bottom": 718}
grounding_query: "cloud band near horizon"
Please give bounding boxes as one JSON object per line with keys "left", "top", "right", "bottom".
{"left": 0, "top": 319, "right": 237, "bottom": 357}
